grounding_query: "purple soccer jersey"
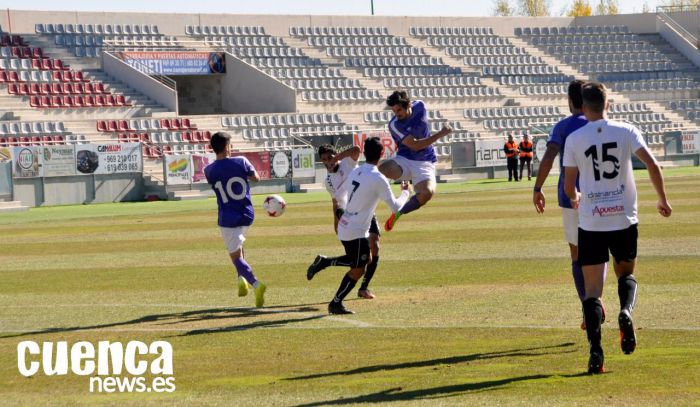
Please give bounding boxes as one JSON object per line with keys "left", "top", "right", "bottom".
{"left": 388, "top": 100, "right": 437, "bottom": 163}
{"left": 204, "top": 157, "right": 256, "bottom": 228}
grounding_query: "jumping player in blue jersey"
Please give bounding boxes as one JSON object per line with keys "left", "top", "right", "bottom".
{"left": 204, "top": 132, "right": 266, "bottom": 308}
{"left": 532, "top": 80, "right": 607, "bottom": 329}
{"left": 380, "top": 90, "right": 452, "bottom": 231}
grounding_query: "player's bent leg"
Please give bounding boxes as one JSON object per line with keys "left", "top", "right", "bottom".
{"left": 329, "top": 240, "right": 370, "bottom": 314}
{"left": 378, "top": 159, "right": 404, "bottom": 181}
{"left": 359, "top": 232, "right": 380, "bottom": 299}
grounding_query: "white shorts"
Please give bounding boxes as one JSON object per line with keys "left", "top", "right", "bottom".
{"left": 220, "top": 226, "right": 250, "bottom": 253}
{"left": 561, "top": 208, "right": 578, "bottom": 246}
{"left": 389, "top": 155, "right": 436, "bottom": 185}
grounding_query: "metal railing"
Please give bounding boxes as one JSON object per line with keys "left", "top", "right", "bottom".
{"left": 102, "top": 47, "right": 177, "bottom": 91}
{"left": 657, "top": 5, "right": 700, "bottom": 48}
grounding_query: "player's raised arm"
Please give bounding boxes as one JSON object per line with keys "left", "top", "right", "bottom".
{"left": 634, "top": 146, "right": 672, "bottom": 217}
{"left": 400, "top": 124, "right": 452, "bottom": 152}
{"left": 332, "top": 145, "right": 361, "bottom": 166}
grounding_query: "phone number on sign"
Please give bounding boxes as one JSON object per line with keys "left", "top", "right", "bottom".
{"left": 105, "top": 162, "right": 140, "bottom": 172}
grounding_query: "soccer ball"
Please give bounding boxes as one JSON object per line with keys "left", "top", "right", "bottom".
{"left": 263, "top": 195, "right": 286, "bottom": 217}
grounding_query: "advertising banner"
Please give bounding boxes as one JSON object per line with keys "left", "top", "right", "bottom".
{"left": 292, "top": 148, "right": 315, "bottom": 178}
{"left": 164, "top": 155, "right": 191, "bottom": 185}
{"left": 11, "top": 146, "right": 43, "bottom": 178}
{"left": 42, "top": 145, "right": 76, "bottom": 177}
{"left": 233, "top": 152, "right": 271, "bottom": 180}
{"left": 191, "top": 153, "right": 216, "bottom": 184}
{"left": 681, "top": 130, "right": 700, "bottom": 154}
{"left": 270, "top": 151, "right": 292, "bottom": 178}
{"left": 119, "top": 52, "right": 226, "bottom": 75}
{"left": 353, "top": 131, "right": 397, "bottom": 159}
{"left": 450, "top": 142, "right": 476, "bottom": 168}
{"left": 474, "top": 139, "right": 508, "bottom": 167}
{"left": 76, "top": 143, "right": 142, "bottom": 175}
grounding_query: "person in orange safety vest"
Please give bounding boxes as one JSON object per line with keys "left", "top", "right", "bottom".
{"left": 519, "top": 133, "right": 534, "bottom": 181}
{"left": 504, "top": 133, "right": 520, "bottom": 181}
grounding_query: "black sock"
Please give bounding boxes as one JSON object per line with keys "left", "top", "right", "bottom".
{"left": 322, "top": 256, "right": 352, "bottom": 268}
{"left": 618, "top": 274, "right": 638, "bottom": 314}
{"left": 332, "top": 273, "right": 358, "bottom": 304}
{"left": 360, "top": 256, "right": 379, "bottom": 291}
{"left": 582, "top": 298, "right": 603, "bottom": 353}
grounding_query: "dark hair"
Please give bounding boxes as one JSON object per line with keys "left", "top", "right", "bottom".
{"left": 582, "top": 82, "right": 607, "bottom": 113}
{"left": 317, "top": 144, "right": 336, "bottom": 157}
{"left": 386, "top": 90, "right": 410, "bottom": 109}
{"left": 210, "top": 132, "right": 231, "bottom": 154}
{"left": 568, "top": 80, "right": 586, "bottom": 109}
{"left": 363, "top": 137, "right": 383, "bottom": 162}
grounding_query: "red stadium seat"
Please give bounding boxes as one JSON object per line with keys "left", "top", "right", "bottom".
{"left": 118, "top": 133, "right": 129, "bottom": 143}
{"left": 31, "top": 136, "right": 42, "bottom": 145}
{"left": 0, "top": 137, "right": 7, "bottom": 147}
{"left": 115, "top": 95, "right": 127, "bottom": 106}
{"left": 162, "top": 145, "right": 172, "bottom": 155}
{"left": 182, "top": 132, "right": 192, "bottom": 143}
{"left": 11, "top": 47, "right": 21, "bottom": 58}
{"left": 94, "top": 83, "right": 106, "bottom": 93}
{"left": 172, "top": 118, "right": 183, "bottom": 130}
{"left": 40, "top": 83, "right": 51, "bottom": 94}
{"left": 20, "top": 47, "right": 31, "bottom": 59}
{"left": 51, "top": 95, "right": 64, "bottom": 108}
{"left": 104, "top": 95, "right": 115, "bottom": 106}
{"left": 29, "top": 95, "right": 41, "bottom": 107}
{"left": 31, "top": 58, "right": 42, "bottom": 70}
{"left": 8, "top": 71, "right": 20, "bottom": 82}
{"left": 40, "top": 95, "right": 51, "bottom": 108}
{"left": 0, "top": 35, "right": 9, "bottom": 46}
{"left": 118, "top": 120, "right": 131, "bottom": 132}
{"left": 54, "top": 135, "right": 64, "bottom": 144}
{"left": 0, "top": 72, "right": 7, "bottom": 82}
{"left": 12, "top": 36, "right": 25, "bottom": 46}
{"left": 95, "top": 95, "right": 106, "bottom": 107}
{"left": 74, "top": 71, "right": 88, "bottom": 82}
{"left": 62, "top": 71, "right": 74, "bottom": 82}
{"left": 129, "top": 133, "right": 140, "bottom": 142}
{"left": 205, "top": 144, "right": 213, "bottom": 153}
{"left": 139, "top": 133, "right": 150, "bottom": 142}
{"left": 182, "top": 118, "right": 196, "bottom": 129}
{"left": 32, "top": 48, "right": 44, "bottom": 59}
{"left": 7, "top": 83, "right": 19, "bottom": 94}
{"left": 62, "top": 83, "right": 74, "bottom": 94}
{"left": 29, "top": 83, "right": 41, "bottom": 95}
{"left": 18, "top": 83, "right": 30, "bottom": 95}
{"left": 41, "top": 136, "right": 52, "bottom": 145}
{"left": 84, "top": 83, "right": 94, "bottom": 94}
{"left": 160, "top": 119, "right": 172, "bottom": 130}
{"left": 74, "top": 83, "right": 85, "bottom": 94}
{"left": 54, "top": 59, "right": 67, "bottom": 71}
{"left": 19, "top": 136, "right": 30, "bottom": 146}
{"left": 8, "top": 137, "right": 18, "bottom": 146}
{"left": 107, "top": 120, "right": 118, "bottom": 132}
{"left": 51, "top": 83, "right": 62, "bottom": 95}
{"left": 41, "top": 59, "right": 52, "bottom": 70}
{"left": 74, "top": 96, "right": 85, "bottom": 107}
{"left": 202, "top": 131, "right": 212, "bottom": 141}
{"left": 96, "top": 121, "right": 108, "bottom": 132}
{"left": 192, "top": 131, "right": 203, "bottom": 143}
{"left": 63, "top": 95, "right": 75, "bottom": 108}
{"left": 84, "top": 95, "right": 95, "bottom": 107}
{"left": 52, "top": 71, "right": 63, "bottom": 82}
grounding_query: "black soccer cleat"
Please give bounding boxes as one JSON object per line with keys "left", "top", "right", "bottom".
{"left": 328, "top": 302, "right": 354, "bottom": 315}
{"left": 619, "top": 309, "right": 637, "bottom": 355}
{"left": 588, "top": 350, "right": 605, "bottom": 374}
{"left": 307, "top": 255, "right": 327, "bottom": 281}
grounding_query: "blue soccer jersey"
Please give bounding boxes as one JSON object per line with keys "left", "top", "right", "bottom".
{"left": 388, "top": 100, "right": 437, "bottom": 163}
{"left": 547, "top": 113, "right": 588, "bottom": 208}
{"left": 204, "top": 157, "right": 256, "bottom": 227}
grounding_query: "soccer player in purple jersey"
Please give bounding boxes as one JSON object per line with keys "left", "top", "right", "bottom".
{"left": 533, "top": 80, "right": 607, "bottom": 329}
{"left": 380, "top": 90, "right": 452, "bottom": 232}
{"left": 204, "top": 132, "right": 266, "bottom": 308}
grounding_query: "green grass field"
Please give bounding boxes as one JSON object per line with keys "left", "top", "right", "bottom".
{"left": 0, "top": 168, "right": 699, "bottom": 406}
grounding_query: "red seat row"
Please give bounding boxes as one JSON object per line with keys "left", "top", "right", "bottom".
{"left": 0, "top": 35, "right": 27, "bottom": 47}
{"left": 161, "top": 118, "right": 198, "bottom": 131}
{"left": 183, "top": 131, "right": 212, "bottom": 143}
{"left": 29, "top": 94, "right": 130, "bottom": 108}
{"left": 30, "top": 58, "right": 67, "bottom": 71}
{"left": 9, "top": 82, "right": 108, "bottom": 96}
{"left": 0, "top": 135, "right": 65, "bottom": 146}
{"left": 0, "top": 70, "right": 89, "bottom": 83}
{"left": 2, "top": 46, "right": 46, "bottom": 59}
{"left": 118, "top": 133, "right": 150, "bottom": 143}
{"left": 98, "top": 120, "right": 134, "bottom": 132}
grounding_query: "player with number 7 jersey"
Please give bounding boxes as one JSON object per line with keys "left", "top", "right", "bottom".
{"left": 204, "top": 132, "right": 267, "bottom": 308}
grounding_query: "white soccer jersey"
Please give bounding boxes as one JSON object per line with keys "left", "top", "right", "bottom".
{"left": 337, "top": 163, "right": 410, "bottom": 241}
{"left": 563, "top": 119, "right": 647, "bottom": 232}
{"left": 324, "top": 156, "right": 358, "bottom": 209}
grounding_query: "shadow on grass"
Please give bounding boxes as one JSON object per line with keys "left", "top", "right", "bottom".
{"left": 285, "top": 342, "right": 575, "bottom": 381}
{"left": 0, "top": 302, "right": 328, "bottom": 339}
{"left": 294, "top": 374, "right": 552, "bottom": 406}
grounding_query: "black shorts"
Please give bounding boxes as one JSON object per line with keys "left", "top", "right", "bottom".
{"left": 520, "top": 156, "right": 532, "bottom": 163}
{"left": 368, "top": 215, "right": 380, "bottom": 236}
{"left": 578, "top": 224, "right": 638, "bottom": 266}
{"left": 341, "top": 238, "right": 371, "bottom": 268}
